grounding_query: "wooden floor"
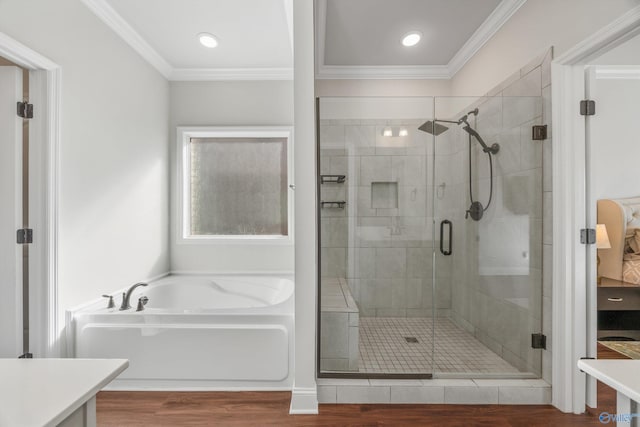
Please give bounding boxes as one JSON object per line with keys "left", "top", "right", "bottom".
{"left": 97, "top": 344, "right": 628, "bottom": 426}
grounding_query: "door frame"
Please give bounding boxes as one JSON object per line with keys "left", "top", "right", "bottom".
{"left": 0, "top": 32, "right": 61, "bottom": 357}
{"left": 551, "top": 5, "right": 640, "bottom": 413}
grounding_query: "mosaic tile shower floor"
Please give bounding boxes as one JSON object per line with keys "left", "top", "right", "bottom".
{"left": 358, "top": 317, "right": 520, "bottom": 374}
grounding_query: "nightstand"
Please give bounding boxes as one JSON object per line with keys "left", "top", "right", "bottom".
{"left": 598, "top": 277, "right": 640, "bottom": 341}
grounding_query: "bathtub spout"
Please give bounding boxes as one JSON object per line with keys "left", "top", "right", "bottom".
{"left": 120, "top": 282, "right": 148, "bottom": 310}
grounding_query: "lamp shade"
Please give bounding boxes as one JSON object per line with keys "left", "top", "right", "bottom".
{"left": 596, "top": 224, "right": 611, "bottom": 249}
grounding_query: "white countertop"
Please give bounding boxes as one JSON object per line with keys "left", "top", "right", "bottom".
{"left": 0, "top": 358, "right": 128, "bottom": 427}
{"left": 578, "top": 359, "right": 640, "bottom": 402}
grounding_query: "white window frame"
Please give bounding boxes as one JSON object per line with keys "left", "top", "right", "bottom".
{"left": 176, "top": 126, "right": 294, "bottom": 245}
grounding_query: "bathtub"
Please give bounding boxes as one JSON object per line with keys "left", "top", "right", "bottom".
{"left": 72, "top": 274, "right": 294, "bottom": 390}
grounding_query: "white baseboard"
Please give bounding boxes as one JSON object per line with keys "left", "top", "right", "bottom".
{"left": 289, "top": 386, "right": 318, "bottom": 414}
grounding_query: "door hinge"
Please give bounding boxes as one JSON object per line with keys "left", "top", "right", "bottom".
{"left": 16, "top": 228, "right": 33, "bottom": 244}
{"left": 580, "top": 100, "right": 596, "bottom": 116}
{"left": 531, "top": 333, "right": 547, "bottom": 349}
{"left": 580, "top": 228, "right": 596, "bottom": 244}
{"left": 16, "top": 101, "right": 33, "bottom": 119}
{"left": 532, "top": 125, "right": 548, "bottom": 140}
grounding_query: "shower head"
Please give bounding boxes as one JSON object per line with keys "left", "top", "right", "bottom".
{"left": 462, "top": 125, "right": 500, "bottom": 155}
{"left": 418, "top": 120, "right": 449, "bottom": 136}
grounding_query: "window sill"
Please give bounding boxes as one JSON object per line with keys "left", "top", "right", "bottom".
{"left": 177, "top": 236, "right": 294, "bottom": 246}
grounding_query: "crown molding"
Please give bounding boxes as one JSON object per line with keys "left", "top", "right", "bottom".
{"left": 315, "top": 0, "right": 527, "bottom": 80}
{"left": 447, "top": 0, "right": 527, "bottom": 76}
{"left": 84, "top": 0, "right": 525, "bottom": 82}
{"left": 555, "top": 4, "right": 640, "bottom": 65}
{"left": 81, "top": 0, "right": 173, "bottom": 79}
{"left": 170, "top": 68, "right": 293, "bottom": 81}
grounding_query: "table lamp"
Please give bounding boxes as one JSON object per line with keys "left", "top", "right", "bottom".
{"left": 596, "top": 223, "right": 611, "bottom": 284}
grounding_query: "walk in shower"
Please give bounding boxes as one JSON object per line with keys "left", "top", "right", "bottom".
{"left": 318, "top": 94, "right": 545, "bottom": 378}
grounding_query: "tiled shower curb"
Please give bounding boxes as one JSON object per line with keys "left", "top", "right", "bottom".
{"left": 317, "top": 378, "right": 551, "bottom": 404}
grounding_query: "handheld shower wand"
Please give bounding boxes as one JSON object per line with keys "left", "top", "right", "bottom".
{"left": 461, "top": 125, "right": 499, "bottom": 155}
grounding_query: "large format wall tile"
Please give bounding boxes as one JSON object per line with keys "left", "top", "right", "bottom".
{"left": 346, "top": 125, "right": 376, "bottom": 155}
{"left": 321, "top": 312, "right": 349, "bottom": 359}
{"left": 374, "top": 248, "right": 407, "bottom": 279}
{"left": 360, "top": 156, "right": 392, "bottom": 186}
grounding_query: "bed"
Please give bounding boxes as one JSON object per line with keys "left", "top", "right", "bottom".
{"left": 598, "top": 197, "right": 640, "bottom": 284}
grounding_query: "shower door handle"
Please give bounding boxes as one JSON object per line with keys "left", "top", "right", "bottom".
{"left": 440, "top": 220, "right": 452, "bottom": 256}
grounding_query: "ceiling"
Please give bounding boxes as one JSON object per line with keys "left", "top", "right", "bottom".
{"left": 317, "top": 0, "right": 526, "bottom": 79}
{"left": 82, "top": 0, "right": 293, "bottom": 80}
{"left": 82, "top": 0, "right": 526, "bottom": 81}
{"left": 107, "top": 0, "right": 292, "bottom": 69}
{"left": 323, "top": 0, "right": 501, "bottom": 66}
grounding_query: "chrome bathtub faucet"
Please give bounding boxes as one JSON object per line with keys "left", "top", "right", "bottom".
{"left": 119, "top": 282, "right": 148, "bottom": 311}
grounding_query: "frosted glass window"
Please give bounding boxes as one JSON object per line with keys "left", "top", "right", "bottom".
{"left": 188, "top": 137, "right": 288, "bottom": 236}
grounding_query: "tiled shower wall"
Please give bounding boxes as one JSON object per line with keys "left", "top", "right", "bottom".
{"left": 447, "top": 48, "right": 552, "bottom": 379}
{"left": 319, "top": 119, "right": 451, "bottom": 317}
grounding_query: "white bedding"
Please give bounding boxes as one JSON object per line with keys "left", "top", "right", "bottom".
{"left": 623, "top": 259, "right": 640, "bottom": 284}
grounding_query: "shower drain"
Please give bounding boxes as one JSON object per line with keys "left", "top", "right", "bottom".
{"left": 404, "top": 336, "right": 419, "bottom": 343}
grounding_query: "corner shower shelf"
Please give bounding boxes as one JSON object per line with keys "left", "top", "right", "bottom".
{"left": 321, "top": 201, "right": 346, "bottom": 209}
{"left": 320, "top": 175, "right": 346, "bottom": 184}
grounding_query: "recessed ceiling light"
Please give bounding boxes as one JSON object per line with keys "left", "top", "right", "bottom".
{"left": 402, "top": 31, "right": 422, "bottom": 47}
{"left": 198, "top": 32, "right": 218, "bottom": 48}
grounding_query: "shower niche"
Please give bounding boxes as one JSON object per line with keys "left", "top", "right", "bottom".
{"left": 318, "top": 95, "right": 545, "bottom": 379}
{"left": 371, "top": 182, "right": 398, "bottom": 209}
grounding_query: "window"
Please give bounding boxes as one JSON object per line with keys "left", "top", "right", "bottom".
{"left": 177, "top": 127, "right": 293, "bottom": 243}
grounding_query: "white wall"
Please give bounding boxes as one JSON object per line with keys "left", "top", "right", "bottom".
{"left": 316, "top": 78, "right": 450, "bottom": 97}
{"left": 0, "top": 0, "right": 170, "bottom": 328}
{"left": 450, "top": 0, "right": 640, "bottom": 96}
{"left": 169, "top": 81, "right": 294, "bottom": 272}
{"left": 319, "top": 96, "right": 434, "bottom": 120}
{"left": 590, "top": 34, "right": 640, "bottom": 201}
{"left": 589, "top": 68, "right": 640, "bottom": 201}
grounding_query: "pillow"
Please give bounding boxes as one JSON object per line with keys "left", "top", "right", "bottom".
{"left": 625, "top": 228, "right": 640, "bottom": 255}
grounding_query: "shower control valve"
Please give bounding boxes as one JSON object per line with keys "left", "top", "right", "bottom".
{"left": 466, "top": 201, "right": 484, "bottom": 221}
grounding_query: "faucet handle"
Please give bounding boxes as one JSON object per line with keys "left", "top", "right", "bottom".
{"left": 119, "top": 292, "right": 128, "bottom": 311}
{"left": 136, "top": 296, "right": 148, "bottom": 312}
{"left": 102, "top": 294, "right": 115, "bottom": 309}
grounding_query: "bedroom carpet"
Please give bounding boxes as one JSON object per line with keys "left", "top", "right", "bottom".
{"left": 598, "top": 340, "right": 640, "bottom": 359}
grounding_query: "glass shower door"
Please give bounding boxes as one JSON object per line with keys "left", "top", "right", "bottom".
{"left": 430, "top": 95, "right": 544, "bottom": 377}
{"left": 318, "top": 96, "right": 435, "bottom": 377}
